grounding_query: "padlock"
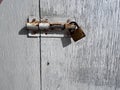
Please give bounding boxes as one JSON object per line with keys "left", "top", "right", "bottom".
{"left": 69, "top": 22, "right": 85, "bottom": 42}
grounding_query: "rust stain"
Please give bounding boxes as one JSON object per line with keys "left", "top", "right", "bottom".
{"left": 0, "top": 0, "right": 3, "bottom": 4}
{"left": 30, "top": 19, "right": 39, "bottom": 26}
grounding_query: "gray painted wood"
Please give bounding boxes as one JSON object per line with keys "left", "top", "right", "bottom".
{"left": 0, "top": 0, "right": 40, "bottom": 90}
{"left": 41, "top": 0, "right": 120, "bottom": 90}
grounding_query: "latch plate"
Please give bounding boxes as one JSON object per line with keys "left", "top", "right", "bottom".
{"left": 27, "top": 16, "right": 75, "bottom": 38}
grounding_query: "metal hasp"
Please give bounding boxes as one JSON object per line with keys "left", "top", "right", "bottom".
{"left": 26, "top": 17, "right": 85, "bottom": 42}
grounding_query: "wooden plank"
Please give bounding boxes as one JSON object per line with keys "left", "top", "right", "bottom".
{"left": 40, "top": 0, "right": 120, "bottom": 90}
{"left": 0, "top": 0, "right": 40, "bottom": 90}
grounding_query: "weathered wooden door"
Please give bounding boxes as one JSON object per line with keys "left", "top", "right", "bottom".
{"left": 0, "top": 0, "right": 120, "bottom": 90}
{"left": 40, "top": 0, "right": 120, "bottom": 90}
{"left": 0, "top": 0, "right": 40, "bottom": 90}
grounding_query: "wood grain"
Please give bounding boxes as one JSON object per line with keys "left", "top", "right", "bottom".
{"left": 0, "top": 0, "right": 40, "bottom": 90}
{"left": 41, "top": 0, "right": 120, "bottom": 90}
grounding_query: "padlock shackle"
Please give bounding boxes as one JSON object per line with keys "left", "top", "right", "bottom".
{"left": 69, "top": 21, "right": 80, "bottom": 28}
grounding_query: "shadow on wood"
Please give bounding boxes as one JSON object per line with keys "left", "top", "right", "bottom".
{"left": 19, "top": 27, "right": 33, "bottom": 38}
{"left": 61, "top": 37, "right": 71, "bottom": 48}
{"left": 19, "top": 27, "right": 28, "bottom": 35}
{"left": 19, "top": 27, "right": 72, "bottom": 47}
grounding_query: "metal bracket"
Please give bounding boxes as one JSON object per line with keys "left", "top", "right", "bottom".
{"left": 27, "top": 16, "right": 40, "bottom": 37}
{"left": 27, "top": 16, "right": 75, "bottom": 38}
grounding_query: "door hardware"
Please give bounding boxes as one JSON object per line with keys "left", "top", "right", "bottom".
{"left": 26, "top": 17, "right": 85, "bottom": 42}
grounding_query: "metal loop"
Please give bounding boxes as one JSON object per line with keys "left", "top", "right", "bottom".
{"left": 69, "top": 21, "right": 80, "bottom": 28}
{"left": 68, "top": 21, "right": 79, "bottom": 33}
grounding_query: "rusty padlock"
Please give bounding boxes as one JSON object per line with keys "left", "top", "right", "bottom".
{"left": 69, "top": 22, "right": 85, "bottom": 42}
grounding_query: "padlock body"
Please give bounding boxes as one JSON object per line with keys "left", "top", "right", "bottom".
{"left": 71, "top": 27, "right": 85, "bottom": 42}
